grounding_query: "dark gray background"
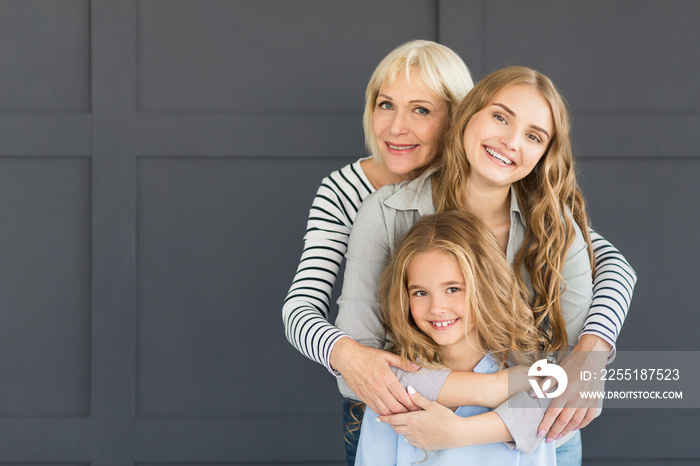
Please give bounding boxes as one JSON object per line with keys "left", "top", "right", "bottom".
{"left": 0, "top": 0, "right": 697, "bottom": 464}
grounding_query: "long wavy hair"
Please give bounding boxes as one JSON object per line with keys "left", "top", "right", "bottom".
{"left": 431, "top": 66, "right": 594, "bottom": 354}
{"left": 379, "top": 211, "right": 541, "bottom": 368}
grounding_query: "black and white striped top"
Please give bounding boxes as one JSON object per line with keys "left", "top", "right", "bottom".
{"left": 283, "top": 158, "right": 636, "bottom": 373}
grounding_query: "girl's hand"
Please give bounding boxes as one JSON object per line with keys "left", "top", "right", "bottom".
{"left": 330, "top": 337, "right": 420, "bottom": 415}
{"left": 379, "top": 386, "right": 514, "bottom": 449}
{"left": 379, "top": 386, "right": 466, "bottom": 450}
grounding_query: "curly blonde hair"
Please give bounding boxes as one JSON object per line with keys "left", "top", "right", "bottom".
{"left": 379, "top": 211, "right": 541, "bottom": 368}
{"left": 431, "top": 66, "right": 594, "bottom": 354}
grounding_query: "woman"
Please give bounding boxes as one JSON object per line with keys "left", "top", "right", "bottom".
{"left": 282, "top": 41, "right": 634, "bottom": 464}
{"left": 335, "top": 66, "right": 634, "bottom": 464}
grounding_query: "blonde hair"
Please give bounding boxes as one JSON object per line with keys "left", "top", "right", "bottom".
{"left": 432, "top": 66, "right": 594, "bottom": 354}
{"left": 363, "top": 40, "right": 474, "bottom": 168}
{"left": 379, "top": 211, "right": 540, "bottom": 368}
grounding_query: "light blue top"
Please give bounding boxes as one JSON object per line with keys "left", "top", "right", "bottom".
{"left": 355, "top": 354, "right": 557, "bottom": 465}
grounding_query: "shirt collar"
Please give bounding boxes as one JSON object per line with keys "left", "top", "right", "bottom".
{"left": 383, "top": 168, "right": 437, "bottom": 216}
{"left": 383, "top": 168, "right": 527, "bottom": 227}
{"left": 509, "top": 188, "right": 526, "bottom": 228}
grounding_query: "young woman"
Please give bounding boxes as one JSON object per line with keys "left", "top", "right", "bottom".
{"left": 355, "top": 210, "right": 554, "bottom": 465}
{"left": 283, "top": 42, "right": 635, "bottom": 464}
{"left": 336, "top": 66, "right": 635, "bottom": 464}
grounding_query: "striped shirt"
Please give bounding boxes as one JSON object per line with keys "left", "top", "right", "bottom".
{"left": 283, "top": 158, "right": 636, "bottom": 373}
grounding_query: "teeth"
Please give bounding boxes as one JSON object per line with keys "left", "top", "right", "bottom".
{"left": 485, "top": 147, "right": 513, "bottom": 165}
{"left": 388, "top": 144, "right": 418, "bottom": 150}
{"left": 432, "top": 319, "right": 456, "bottom": 328}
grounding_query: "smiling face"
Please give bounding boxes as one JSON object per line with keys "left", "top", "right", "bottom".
{"left": 371, "top": 72, "right": 449, "bottom": 180}
{"left": 407, "top": 249, "right": 471, "bottom": 351}
{"left": 462, "top": 84, "right": 553, "bottom": 190}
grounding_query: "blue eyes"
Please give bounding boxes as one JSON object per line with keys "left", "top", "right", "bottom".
{"left": 376, "top": 101, "right": 430, "bottom": 115}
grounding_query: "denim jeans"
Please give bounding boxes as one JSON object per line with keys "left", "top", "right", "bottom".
{"left": 342, "top": 398, "right": 365, "bottom": 466}
{"left": 556, "top": 430, "right": 582, "bottom": 466}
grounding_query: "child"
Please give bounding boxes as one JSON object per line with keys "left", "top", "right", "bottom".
{"left": 354, "top": 210, "right": 556, "bottom": 465}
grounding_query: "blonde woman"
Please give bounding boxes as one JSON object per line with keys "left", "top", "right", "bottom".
{"left": 336, "top": 66, "right": 635, "bottom": 463}
{"left": 356, "top": 210, "right": 554, "bottom": 465}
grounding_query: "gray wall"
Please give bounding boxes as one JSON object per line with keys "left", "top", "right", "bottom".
{"left": 0, "top": 0, "right": 697, "bottom": 464}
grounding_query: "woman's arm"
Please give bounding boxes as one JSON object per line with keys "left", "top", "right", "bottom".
{"left": 437, "top": 365, "right": 530, "bottom": 409}
{"left": 581, "top": 229, "right": 637, "bottom": 356}
{"left": 537, "top": 229, "right": 636, "bottom": 440}
{"left": 382, "top": 367, "right": 557, "bottom": 453}
{"left": 333, "top": 186, "right": 419, "bottom": 414}
{"left": 379, "top": 386, "right": 516, "bottom": 449}
{"left": 282, "top": 163, "right": 371, "bottom": 372}
{"left": 395, "top": 364, "right": 531, "bottom": 409}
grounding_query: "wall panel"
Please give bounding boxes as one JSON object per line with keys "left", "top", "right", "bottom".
{"left": 479, "top": 0, "right": 700, "bottom": 113}
{"left": 136, "top": 156, "right": 350, "bottom": 418}
{"left": 136, "top": 0, "right": 437, "bottom": 113}
{"left": 0, "top": 158, "right": 91, "bottom": 418}
{"left": 578, "top": 158, "right": 700, "bottom": 351}
{"left": 0, "top": 0, "right": 90, "bottom": 112}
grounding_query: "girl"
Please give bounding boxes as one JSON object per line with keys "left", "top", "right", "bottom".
{"left": 355, "top": 210, "right": 555, "bottom": 465}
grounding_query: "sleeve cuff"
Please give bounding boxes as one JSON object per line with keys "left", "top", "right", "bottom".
{"left": 493, "top": 391, "right": 551, "bottom": 454}
{"left": 325, "top": 334, "right": 353, "bottom": 377}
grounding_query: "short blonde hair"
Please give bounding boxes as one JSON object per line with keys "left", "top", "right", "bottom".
{"left": 363, "top": 40, "right": 474, "bottom": 164}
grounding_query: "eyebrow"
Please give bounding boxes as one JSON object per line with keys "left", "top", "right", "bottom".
{"left": 493, "top": 102, "right": 551, "bottom": 139}
{"left": 377, "top": 94, "right": 437, "bottom": 107}
{"left": 407, "top": 281, "right": 465, "bottom": 290}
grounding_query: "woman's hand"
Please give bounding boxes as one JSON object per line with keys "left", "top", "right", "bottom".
{"left": 537, "top": 335, "right": 609, "bottom": 442}
{"left": 330, "top": 337, "right": 420, "bottom": 415}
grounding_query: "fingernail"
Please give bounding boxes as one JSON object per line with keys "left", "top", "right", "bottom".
{"left": 545, "top": 437, "right": 553, "bottom": 444}
{"left": 407, "top": 385, "right": 416, "bottom": 395}
{"left": 572, "top": 428, "right": 579, "bottom": 432}
{"left": 537, "top": 429, "right": 546, "bottom": 438}
{"left": 375, "top": 417, "right": 382, "bottom": 423}
{"left": 555, "top": 434, "right": 563, "bottom": 440}
{"left": 410, "top": 362, "right": 420, "bottom": 369}
{"left": 404, "top": 437, "right": 408, "bottom": 443}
